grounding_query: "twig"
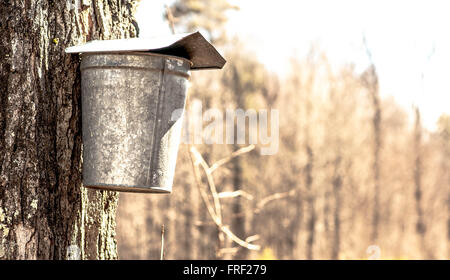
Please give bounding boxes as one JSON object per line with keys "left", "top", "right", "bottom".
{"left": 188, "top": 145, "right": 225, "bottom": 249}
{"left": 362, "top": 33, "right": 374, "bottom": 65}
{"left": 209, "top": 145, "right": 255, "bottom": 174}
{"left": 217, "top": 247, "right": 240, "bottom": 257}
{"left": 160, "top": 224, "right": 165, "bottom": 260}
{"left": 218, "top": 190, "right": 254, "bottom": 200}
{"left": 217, "top": 238, "right": 264, "bottom": 257}
{"left": 255, "top": 189, "right": 297, "bottom": 214}
{"left": 164, "top": 5, "right": 176, "bottom": 35}
{"left": 220, "top": 225, "right": 261, "bottom": 250}
{"left": 189, "top": 145, "right": 260, "bottom": 252}
{"left": 189, "top": 148, "right": 221, "bottom": 224}
{"left": 245, "top": 235, "right": 260, "bottom": 243}
{"left": 190, "top": 146, "right": 223, "bottom": 225}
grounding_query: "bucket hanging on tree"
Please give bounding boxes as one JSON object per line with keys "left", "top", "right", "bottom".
{"left": 66, "top": 32, "right": 226, "bottom": 193}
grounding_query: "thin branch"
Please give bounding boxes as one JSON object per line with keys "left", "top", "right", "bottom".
{"left": 188, "top": 145, "right": 260, "bottom": 252}
{"left": 190, "top": 146, "right": 223, "bottom": 224}
{"left": 255, "top": 188, "right": 298, "bottom": 214}
{"left": 220, "top": 225, "right": 261, "bottom": 250}
{"left": 362, "top": 33, "right": 374, "bottom": 65}
{"left": 188, "top": 147, "right": 220, "bottom": 224}
{"left": 218, "top": 190, "right": 254, "bottom": 200}
{"left": 209, "top": 145, "right": 255, "bottom": 174}
{"left": 217, "top": 247, "right": 240, "bottom": 257}
{"left": 189, "top": 145, "right": 225, "bottom": 251}
{"left": 245, "top": 235, "right": 260, "bottom": 243}
{"left": 160, "top": 224, "right": 165, "bottom": 260}
{"left": 164, "top": 5, "right": 176, "bottom": 34}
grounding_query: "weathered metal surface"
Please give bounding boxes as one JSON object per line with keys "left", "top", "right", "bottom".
{"left": 81, "top": 52, "right": 190, "bottom": 193}
{"left": 66, "top": 32, "right": 226, "bottom": 70}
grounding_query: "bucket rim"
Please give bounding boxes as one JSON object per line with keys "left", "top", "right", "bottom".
{"left": 83, "top": 184, "right": 172, "bottom": 194}
{"left": 81, "top": 51, "right": 193, "bottom": 68}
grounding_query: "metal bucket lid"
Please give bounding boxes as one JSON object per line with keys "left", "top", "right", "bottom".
{"left": 65, "top": 31, "right": 226, "bottom": 70}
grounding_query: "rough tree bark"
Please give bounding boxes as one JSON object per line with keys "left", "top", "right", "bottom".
{"left": 0, "top": 0, "right": 138, "bottom": 260}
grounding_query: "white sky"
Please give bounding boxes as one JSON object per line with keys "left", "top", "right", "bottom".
{"left": 136, "top": 0, "right": 450, "bottom": 130}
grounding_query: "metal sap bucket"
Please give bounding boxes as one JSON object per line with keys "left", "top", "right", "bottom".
{"left": 81, "top": 53, "right": 190, "bottom": 193}
{"left": 66, "top": 32, "right": 226, "bottom": 193}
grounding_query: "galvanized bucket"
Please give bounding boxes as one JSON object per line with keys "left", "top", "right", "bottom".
{"left": 81, "top": 52, "right": 191, "bottom": 193}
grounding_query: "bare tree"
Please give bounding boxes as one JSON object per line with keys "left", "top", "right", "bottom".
{"left": 362, "top": 37, "right": 382, "bottom": 243}
{"left": 413, "top": 107, "right": 427, "bottom": 252}
{"left": 304, "top": 56, "right": 316, "bottom": 260}
{"left": 439, "top": 116, "right": 450, "bottom": 258}
{"left": 230, "top": 65, "right": 247, "bottom": 259}
{"left": 305, "top": 143, "right": 315, "bottom": 259}
{"left": 440, "top": 116, "right": 450, "bottom": 258}
{"left": 331, "top": 156, "right": 342, "bottom": 259}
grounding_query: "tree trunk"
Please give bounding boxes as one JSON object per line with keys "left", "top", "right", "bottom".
{"left": 331, "top": 156, "right": 342, "bottom": 260}
{"left": 447, "top": 149, "right": 450, "bottom": 259}
{"left": 305, "top": 143, "right": 315, "bottom": 260}
{"left": 0, "top": 0, "right": 138, "bottom": 260}
{"left": 231, "top": 148, "right": 246, "bottom": 259}
{"left": 413, "top": 107, "right": 427, "bottom": 257}
{"left": 231, "top": 66, "right": 247, "bottom": 259}
{"left": 362, "top": 65, "right": 381, "bottom": 243}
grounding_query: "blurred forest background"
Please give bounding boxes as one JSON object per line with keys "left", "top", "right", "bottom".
{"left": 116, "top": 0, "right": 450, "bottom": 259}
